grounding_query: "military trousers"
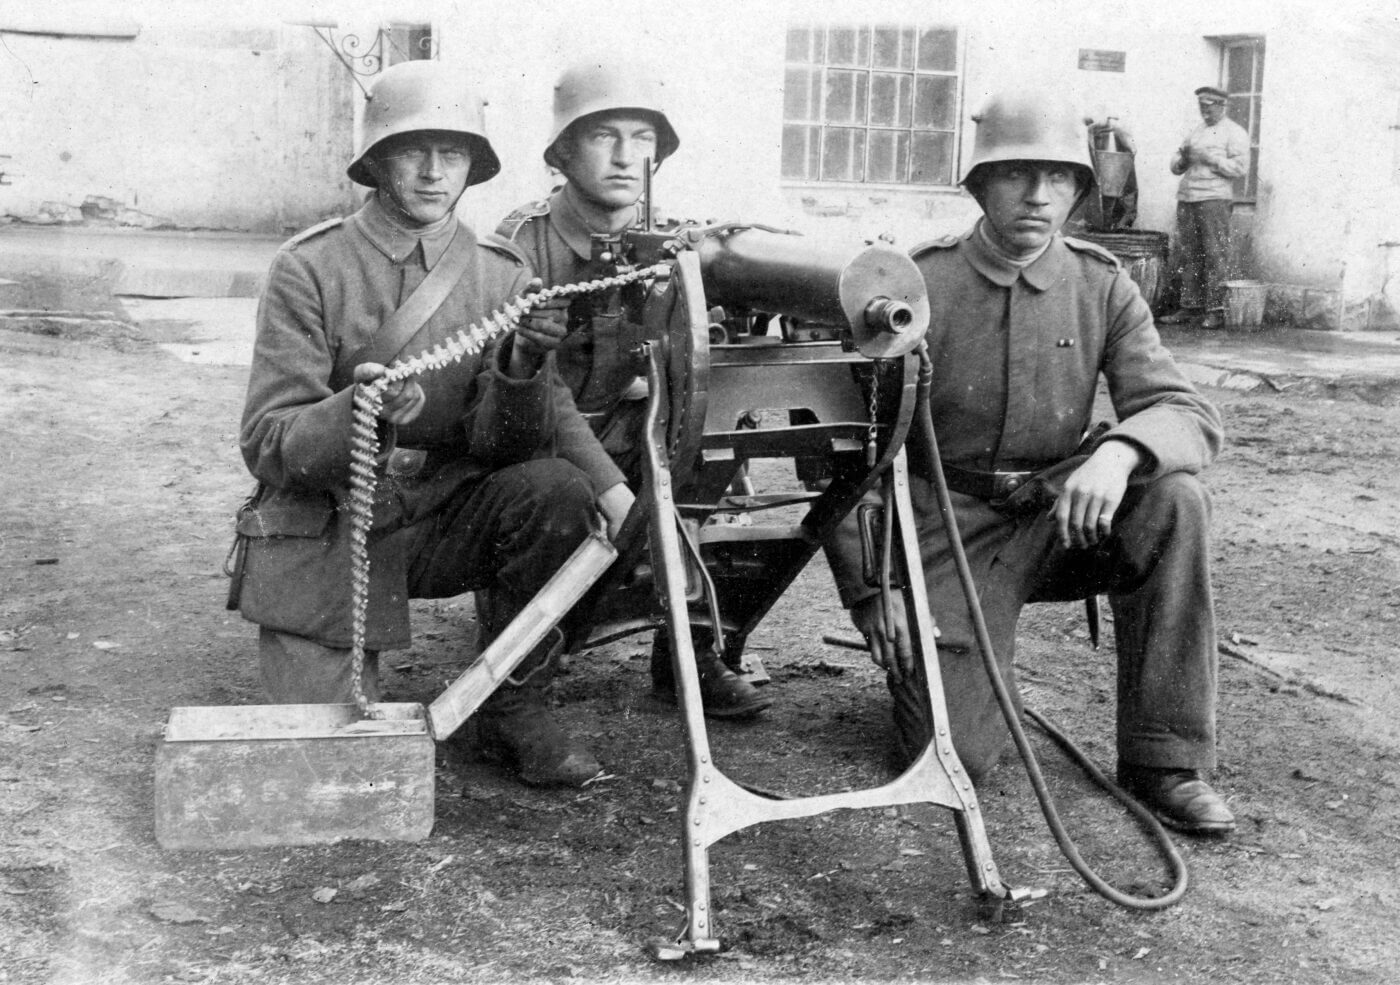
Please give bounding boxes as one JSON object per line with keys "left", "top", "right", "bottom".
{"left": 898, "top": 470, "right": 1218, "bottom": 782}
{"left": 1174, "top": 199, "right": 1233, "bottom": 312}
{"left": 260, "top": 458, "right": 596, "bottom": 704}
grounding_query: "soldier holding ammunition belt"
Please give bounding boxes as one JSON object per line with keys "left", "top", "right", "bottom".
{"left": 235, "top": 61, "right": 630, "bottom": 788}
{"left": 827, "top": 91, "right": 1236, "bottom": 836}
{"left": 497, "top": 62, "right": 773, "bottom": 720}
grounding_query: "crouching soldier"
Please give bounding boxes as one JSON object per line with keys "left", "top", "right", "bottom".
{"left": 828, "top": 91, "right": 1236, "bottom": 836}
{"left": 496, "top": 62, "right": 772, "bottom": 720}
{"left": 234, "top": 61, "right": 634, "bottom": 788}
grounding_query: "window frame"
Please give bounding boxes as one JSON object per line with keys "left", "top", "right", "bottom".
{"left": 781, "top": 23, "right": 964, "bottom": 188}
{"left": 1215, "top": 34, "right": 1264, "bottom": 202}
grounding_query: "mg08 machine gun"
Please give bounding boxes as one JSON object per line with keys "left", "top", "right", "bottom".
{"left": 554, "top": 221, "right": 1023, "bottom": 953}
{"left": 328, "top": 218, "right": 1025, "bottom": 954}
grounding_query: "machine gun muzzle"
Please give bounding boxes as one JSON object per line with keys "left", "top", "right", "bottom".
{"left": 693, "top": 226, "right": 929, "bottom": 359}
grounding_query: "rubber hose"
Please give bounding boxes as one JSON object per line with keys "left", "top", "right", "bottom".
{"left": 909, "top": 344, "right": 1188, "bottom": 910}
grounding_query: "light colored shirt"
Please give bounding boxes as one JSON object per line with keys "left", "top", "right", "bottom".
{"left": 1171, "top": 117, "right": 1250, "bottom": 202}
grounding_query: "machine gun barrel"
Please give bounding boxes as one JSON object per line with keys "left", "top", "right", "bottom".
{"left": 694, "top": 227, "right": 929, "bottom": 358}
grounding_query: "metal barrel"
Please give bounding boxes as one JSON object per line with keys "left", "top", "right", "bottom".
{"left": 695, "top": 228, "right": 929, "bottom": 358}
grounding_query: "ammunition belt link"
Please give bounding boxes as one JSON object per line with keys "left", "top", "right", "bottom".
{"left": 347, "top": 263, "right": 670, "bottom": 717}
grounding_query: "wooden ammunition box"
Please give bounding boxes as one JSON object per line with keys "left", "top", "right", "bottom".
{"left": 154, "top": 703, "right": 435, "bottom": 850}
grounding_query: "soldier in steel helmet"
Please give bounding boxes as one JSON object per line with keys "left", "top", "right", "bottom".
{"left": 827, "top": 90, "right": 1235, "bottom": 836}
{"left": 235, "top": 60, "right": 631, "bottom": 788}
{"left": 495, "top": 62, "right": 773, "bottom": 720}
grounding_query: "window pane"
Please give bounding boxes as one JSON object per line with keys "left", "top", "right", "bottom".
{"left": 1253, "top": 47, "right": 1265, "bottom": 89}
{"left": 867, "top": 130, "right": 910, "bottom": 183}
{"left": 873, "top": 25, "right": 914, "bottom": 69}
{"left": 784, "top": 67, "right": 821, "bottom": 121}
{"left": 822, "top": 127, "right": 866, "bottom": 181}
{"left": 917, "top": 28, "right": 957, "bottom": 72}
{"left": 1225, "top": 45, "right": 1253, "bottom": 93}
{"left": 870, "top": 73, "right": 912, "bottom": 127}
{"left": 387, "top": 24, "right": 432, "bottom": 64}
{"left": 782, "top": 124, "right": 820, "bottom": 179}
{"left": 911, "top": 131, "right": 954, "bottom": 184}
{"left": 826, "top": 70, "right": 869, "bottom": 125}
{"left": 1226, "top": 94, "right": 1250, "bottom": 130}
{"left": 914, "top": 75, "right": 957, "bottom": 130}
{"left": 786, "top": 26, "right": 817, "bottom": 63}
{"left": 827, "top": 26, "right": 870, "bottom": 67}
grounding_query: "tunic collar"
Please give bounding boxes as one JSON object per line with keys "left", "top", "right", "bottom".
{"left": 352, "top": 194, "right": 459, "bottom": 268}
{"left": 549, "top": 186, "right": 643, "bottom": 261}
{"left": 961, "top": 219, "right": 1070, "bottom": 292}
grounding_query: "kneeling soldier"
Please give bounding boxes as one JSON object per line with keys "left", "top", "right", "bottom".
{"left": 496, "top": 62, "right": 772, "bottom": 720}
{"left": 828, "top": 91, "right": 1235, "bottom": 836}
{"left": 236, "top": 61, "right": 633, "bottom": 788}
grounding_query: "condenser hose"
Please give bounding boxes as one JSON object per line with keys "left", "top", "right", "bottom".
{"left": 910, "top": 344, "right": 1188, "bottom": 910}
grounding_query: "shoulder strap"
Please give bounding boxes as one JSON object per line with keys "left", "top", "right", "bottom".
{"left": 495, "top": 199, "right": 551, "bottom": 241}
{"left": 283, "top": 216, "right": 343, "bottom": 250}
{"left": 1063, "top": 235, "right": 1121, "bottom": 268}
{"left": 909, "top": 233, "right": 961, "bottom": 261}
{"left": 341, "top": 225, "right": 475, "bottom": 379}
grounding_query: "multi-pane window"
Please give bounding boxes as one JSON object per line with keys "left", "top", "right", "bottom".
{"left": 1220, "top": 37, "right": 1264, "bottom": 200}
{"left": 783, "top": 24, "right": 961, "bottom": 186}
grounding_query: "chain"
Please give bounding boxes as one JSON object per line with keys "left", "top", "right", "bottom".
{"left": 865, "top": 364, "right": 881, "bottom": 468}
{"left": 345, "top": 263, "right": 669, "bottom": 717}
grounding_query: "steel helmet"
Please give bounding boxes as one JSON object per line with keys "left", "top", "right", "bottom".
{"left": 961, "top": 91, "right": 1094, "bottom": 191}
{"left": 543, "top": 63, "right": 680, "bottom": 170}
{"left": 347, "top": 60, "right": 501, "bottom": 189}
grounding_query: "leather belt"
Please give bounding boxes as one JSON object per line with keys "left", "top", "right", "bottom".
{"left": 939, "top": 463, "right": 1039, "bottom": 501}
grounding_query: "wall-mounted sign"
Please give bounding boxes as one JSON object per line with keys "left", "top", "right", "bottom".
{"left": 1079, "top": 49, "right": 1126, "bottom": 73}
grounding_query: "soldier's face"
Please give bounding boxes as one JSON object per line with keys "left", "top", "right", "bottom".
{"left": 977, "top": 160, "right": 1083, "bottom": 256}
{"left": 559, "top": 114, "right": 659, "bottom": 211}
{"left": 369, "top": 131, "right": 472, "bottom": 227}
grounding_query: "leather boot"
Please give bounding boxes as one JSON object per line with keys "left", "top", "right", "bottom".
{"left": 1118, "top": 764, "right": 1236, "bottom": 837}
{"left": 651, "top": 629, "right": 773, "bottom": 720}
{"left": 476, "top": 628, "right": 601, "bottom": 788}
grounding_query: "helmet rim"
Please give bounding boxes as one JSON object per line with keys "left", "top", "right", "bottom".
{"left": 543, "top": 64, "right": 679, "bottom": 171}
{"left": 346, "top": 61, "right": 501, "bottom": 189}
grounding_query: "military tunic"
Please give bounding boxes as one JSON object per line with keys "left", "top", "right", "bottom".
{"left": 237, "top": 197, "right": 617, "bottom": 653}
{"left": 829, "top": 225, "right": 1226, "bottom": 779}
{"left": 497, "top": 190, "right": 650, "bottom": 457}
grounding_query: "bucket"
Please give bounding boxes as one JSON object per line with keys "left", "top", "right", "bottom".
{"left": 1223, "top": 280, "right": 1268, "bottom": 330}
{"left": 1091, "top": 149, "right": 1134, "bottom": 198}
{"left": 1075, "top": 230, "right": 1170, "bottom": 310}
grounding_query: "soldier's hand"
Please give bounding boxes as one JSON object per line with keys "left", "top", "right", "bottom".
{"left": 511, "top": 277, "right": 569, "bottom": 372}
{"left": 353, "top": 362, "right": 426, "bottom": 425}
{"left": 597, "top": 482, "right": 635, "bottom": 542}
{"left": 852, "top": 592, "right": 915, "bottom": 682}
{"left": 1051, "top": 440, "right": 1144, "bottom": 549}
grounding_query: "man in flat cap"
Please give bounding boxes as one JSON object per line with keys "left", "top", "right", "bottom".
{"left": 1161, "top": 86, "right": 1249, "bottom": 329}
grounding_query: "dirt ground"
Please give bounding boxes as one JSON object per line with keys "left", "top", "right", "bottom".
{"left": 3, "top": 284, "right": 1400, "bottom": 985}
